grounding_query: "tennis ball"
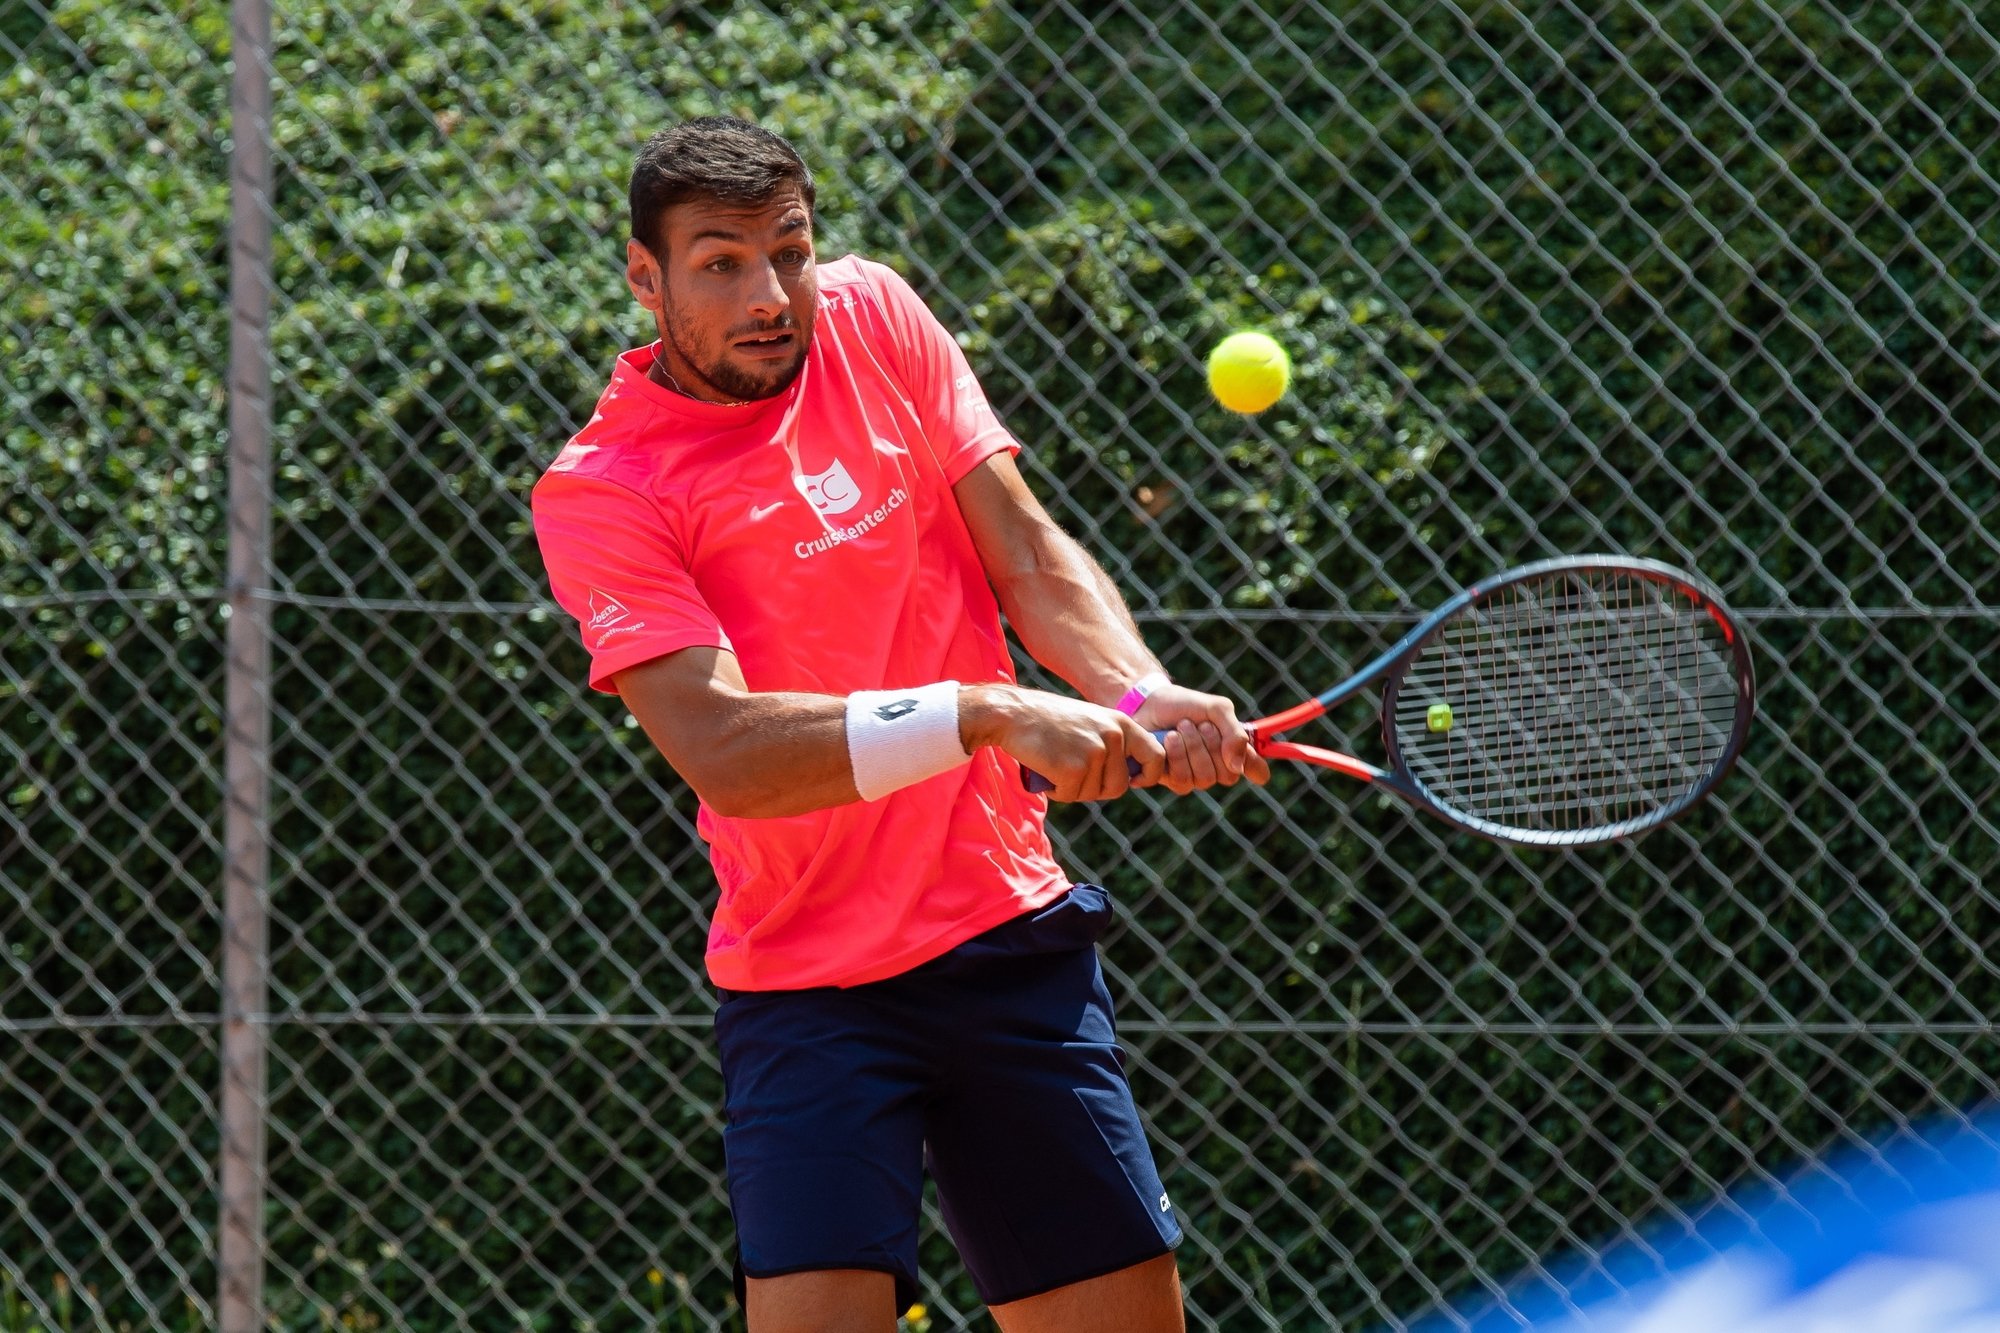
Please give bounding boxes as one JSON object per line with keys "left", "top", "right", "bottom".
{"left": 1426, "top": 702, "right": 1454, "bottom": 733}
{"left": 1206, "top": 331, "right": 1290, "bottom": 414}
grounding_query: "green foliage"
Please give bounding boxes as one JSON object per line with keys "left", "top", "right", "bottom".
{"left": 5, "top": 1, "right": 1997, "bottom": 1330}
{"left": 974, "top": 202, "right": 1464, "bottom": 614}
{"left": 940, "top": 2, "right": 2000, "bottom": 1323}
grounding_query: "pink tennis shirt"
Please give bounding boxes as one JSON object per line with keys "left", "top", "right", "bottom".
{"left": 531, "top": 256, "right": 1069, "bottom": 990}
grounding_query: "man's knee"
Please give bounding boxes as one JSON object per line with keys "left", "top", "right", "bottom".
{"left": 988, "top": 1251, "right": 1185, "bottom": 1333}
{"left": 744, "top": 1268, "right": 901, "bottom": 1333}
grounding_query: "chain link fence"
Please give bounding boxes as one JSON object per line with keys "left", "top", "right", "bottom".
{"left": 6, "top": 1, "right": 1999, "bottom": 1329}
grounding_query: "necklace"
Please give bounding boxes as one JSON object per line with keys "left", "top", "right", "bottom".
{"left": 653, "top": 361, "right": 748, "bottom": 408}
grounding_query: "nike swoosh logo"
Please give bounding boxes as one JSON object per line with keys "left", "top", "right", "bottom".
{"left": 749, "top": 502, "right": 785, "bottom": 521}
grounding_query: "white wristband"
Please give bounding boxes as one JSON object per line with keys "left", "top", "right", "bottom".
{"left": 845, "top": 681, "right": 972, "bottom": 802}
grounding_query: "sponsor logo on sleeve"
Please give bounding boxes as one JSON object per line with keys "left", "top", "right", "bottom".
{"left": 585, "top": 589, "right": 646, "bottom": 644}
{"left": 954, "top": 371, "right": 993, "bottom": 416}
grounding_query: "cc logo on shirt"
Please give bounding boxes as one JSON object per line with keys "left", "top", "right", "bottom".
{"left": 799, "top": 459, "right": 862, "bottom": 517}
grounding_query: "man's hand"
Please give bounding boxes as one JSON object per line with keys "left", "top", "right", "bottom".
{"left": 1132, "top": 684, "right": 1272, "bottom": 795}
{"left": 961, "top": 684, "right": 1167, "bottom": 803}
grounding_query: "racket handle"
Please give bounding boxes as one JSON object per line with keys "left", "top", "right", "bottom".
{"left": 1021, "top": 730, "right": 1171, "bottom": 795}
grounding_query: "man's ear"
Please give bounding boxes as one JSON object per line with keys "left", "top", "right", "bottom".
{"left": 626, "top": 238, "right": 664, "bottom": 313}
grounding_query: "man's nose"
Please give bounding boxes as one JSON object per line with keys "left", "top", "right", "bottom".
{"left": 745, "top": 259, "right": 787, "bottom": 320}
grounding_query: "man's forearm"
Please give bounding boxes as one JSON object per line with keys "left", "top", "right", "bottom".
{"left": 623, "top": 685, "right": 861, "bottom": 819}
{"left": 619, "top": 674, "right": 1156, "bottom": 816}
{"left": 989, "top": 526, "right": 1163, "bottom": 706}
{"left": 950, "top": 455, "right": 1266, "bottom": 792}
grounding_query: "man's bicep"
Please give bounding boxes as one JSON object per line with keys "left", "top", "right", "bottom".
{"left": 612, "top": 645, "right": 749, "bottom": 789}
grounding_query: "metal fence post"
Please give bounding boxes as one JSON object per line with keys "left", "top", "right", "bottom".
{"left": 220, "top": 0, "right": 273, "bottom": 1328}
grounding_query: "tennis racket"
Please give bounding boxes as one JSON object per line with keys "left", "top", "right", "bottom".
{"left": 1025, "top": 556, "right": 1754, "bottom": 846}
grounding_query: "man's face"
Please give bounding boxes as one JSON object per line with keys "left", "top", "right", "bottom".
{"left": 627, "top": 190, "right": 817, "bottom": 403}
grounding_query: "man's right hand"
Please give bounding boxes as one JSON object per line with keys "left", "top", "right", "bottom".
{"left": 960, "top": 684, "right": 1167, "bottom": 803}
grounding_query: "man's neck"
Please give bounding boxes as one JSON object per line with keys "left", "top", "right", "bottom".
{"left": 648, "top": 350, "right": 746, "bottom": 407}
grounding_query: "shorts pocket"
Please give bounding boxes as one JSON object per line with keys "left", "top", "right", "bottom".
{"left": 959, "top": 884, "right": 1113, "bottom": 960}
{"left": 1028, "top": 882, "right": 1113, "bottom": 947}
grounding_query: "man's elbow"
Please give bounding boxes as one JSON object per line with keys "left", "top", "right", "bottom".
{"left": 681, "top": 743, "right": 826, "bottom": 820}
{"left": 676, "top": 737, "right": 773, "bottom": 819}
{"left": 629, "top": 685, "right": 766, "bottom": 817}
{"left": 700, "top": 782, "right": 849, "bottom": 821}
{"left": 698, "top": 780, "right": 778, "bottom": 820}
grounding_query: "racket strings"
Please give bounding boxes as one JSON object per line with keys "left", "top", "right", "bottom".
{"left": 1394, "top": 571, "right": 1741, "bottom": 834}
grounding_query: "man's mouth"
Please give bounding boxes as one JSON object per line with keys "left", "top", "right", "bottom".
{"left": 733, "top": 330, "right": 796, "bottom": 359}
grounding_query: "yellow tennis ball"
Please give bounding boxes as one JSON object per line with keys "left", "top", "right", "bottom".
{"left": 1206, "top": 331, "right": 1291, "bottom": 414}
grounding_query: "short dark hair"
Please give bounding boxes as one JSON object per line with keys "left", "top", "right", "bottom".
{"left": 628, "top": 117, "right": 816, "bottom": 256}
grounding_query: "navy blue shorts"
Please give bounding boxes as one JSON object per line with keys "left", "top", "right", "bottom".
{"left": 713, "top": 885, "right": 1181, "bottom": 1309}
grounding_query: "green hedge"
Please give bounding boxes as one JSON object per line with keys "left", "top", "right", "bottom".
{"left": 5, "top": 2, "right": 1996, "bottom": 1329}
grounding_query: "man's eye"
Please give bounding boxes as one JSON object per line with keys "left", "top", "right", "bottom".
{"left": 779, "top": 248, "right": 807, "bottom": 265}
{"left": 706, "top": 257, "right": 735, "bottom": 273}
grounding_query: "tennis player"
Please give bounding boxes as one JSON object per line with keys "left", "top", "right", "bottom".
{"left": 532, "top": 117, "right": 1268, "bottom": 1333}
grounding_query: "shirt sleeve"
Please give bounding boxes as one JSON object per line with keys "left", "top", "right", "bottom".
{"left": 865, "top": 261, "right": 1023, "bottom": 483}
{"left": 531, "top": 471, "right": 733, "bottom": 693}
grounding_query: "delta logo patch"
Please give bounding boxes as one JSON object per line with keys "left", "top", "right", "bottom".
{"left": 586, "top": 589, "right": 645, "bottom": 643}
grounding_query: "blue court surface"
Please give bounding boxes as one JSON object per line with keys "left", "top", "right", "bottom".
{"left": 1408, "top": 1110, "right": 2000, "bottom": 1331}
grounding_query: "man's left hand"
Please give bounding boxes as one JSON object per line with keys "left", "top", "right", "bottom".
{"left": 1131, "top": 684, "right": 1272, "bottom": 795}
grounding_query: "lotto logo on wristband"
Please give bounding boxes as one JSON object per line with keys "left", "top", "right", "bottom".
{"left": 846, "top": 682, "right": 971, "bottom": 802}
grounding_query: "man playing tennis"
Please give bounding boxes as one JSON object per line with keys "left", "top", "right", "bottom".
{"left": 532, "top": 117, "right": 1267, "bottom": 1333}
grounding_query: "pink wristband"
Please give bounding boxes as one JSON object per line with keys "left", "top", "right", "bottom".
{"left": 1115, "top": 672, "right": 1170, "bottom": 716}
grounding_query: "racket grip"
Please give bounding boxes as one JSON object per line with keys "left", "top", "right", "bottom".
{"left": 1021, "top": 730, "right": 1171, "bottom": 795}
